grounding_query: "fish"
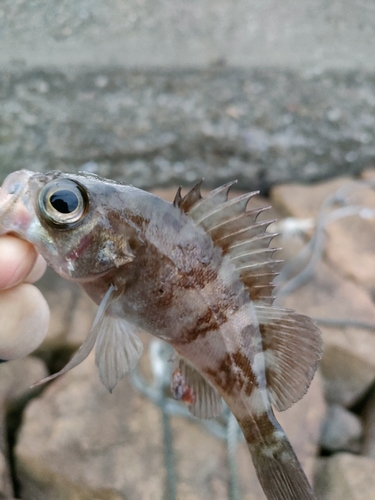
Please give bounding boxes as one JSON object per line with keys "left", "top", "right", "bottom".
{"left": 0, "top": 169, "right": 322, "bottom": 500}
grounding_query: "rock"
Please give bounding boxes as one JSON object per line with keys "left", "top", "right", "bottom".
{"left": 35, "top": 268, "right": 97, "bottom": 356}
{"left": 0, "top": 357, "right": 48, "bottom": 499}
{"left": 0, "top": 451, "right": 13, "bottom": 499}
{"left": 272, "top": 176, "right": 375, "bottom": 295}
{"left": 323, "top": 182, "right": 375, "bottom": 295}
{"left": 276, "top": 371, "right": 326, "bottom": 486}
{"left": 271, "top": 177, "right": 375, "bottom": 406}
{"left": 320, "top": 405, "right": 362, "bottom": 453}
{"left": 271, "top": 177, "right": 353, "bottom": 219}
{"left": 282, "top": 260, "right": 375, "bottom": 407}
{"left": 0, "top": 357, "right": 48, "bottom": 409}
{"left": 362, "top": 386, "right": 375, "bottom": 459}
{"left": 15, "top": 342, "right": 324, "bottom": 500}
{"left": 360, "top": 168, "right": 375, "bottom": 181}
{"left": 315, "top": 453, "right": 375, "bottom": 500}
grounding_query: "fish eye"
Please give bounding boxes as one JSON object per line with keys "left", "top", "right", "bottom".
{"left": 50, "top": 190, "right": 79, "bottom": 214}
{"left": 39, "top": 179, "right": 88, "bottom": 228}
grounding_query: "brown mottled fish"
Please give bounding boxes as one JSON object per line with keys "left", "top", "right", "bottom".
{"left": 0, "top": 170, "right": 322, "bottom": 500}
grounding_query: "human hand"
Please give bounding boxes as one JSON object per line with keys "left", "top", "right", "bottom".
{"left": 0, "top": 236, "right": 49, "bottom": 361}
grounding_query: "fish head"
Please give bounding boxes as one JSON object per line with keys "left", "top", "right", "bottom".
{"left": 0, "top": 170, "right": 135, "bottom": 281}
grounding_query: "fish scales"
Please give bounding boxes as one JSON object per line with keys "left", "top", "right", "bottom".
{"left": 0, "top": 169, "right": 322, "bottom": 500}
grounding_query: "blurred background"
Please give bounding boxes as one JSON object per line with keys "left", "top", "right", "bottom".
{"left": 1, "top": 1, "right": 375, "bottom": 499}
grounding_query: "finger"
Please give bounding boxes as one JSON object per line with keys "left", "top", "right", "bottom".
{"left": 0, "top": 283, "right": 50, "bottom": 360}
{"left": 24, "top": 254, "right": 47, "bottom": 284}
{"left": 0, "top": 236, "right": 38, "bottom": 290}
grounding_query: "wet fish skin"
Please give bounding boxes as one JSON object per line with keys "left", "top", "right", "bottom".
{"left": 0, "top": 169, "right": 321, "bottom": 500}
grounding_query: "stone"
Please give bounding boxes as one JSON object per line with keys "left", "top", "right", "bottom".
{"left": 0, "top": 451, "right": 13, "bottom": 499}
{"left": 276, "top": 371, "right": 326, "bottom": 487}
{"left": 315, "top": 453, "right": 375, "bottom": 500}
{"left": 271, "top": 177, "right": 353, "bottom": 219}
{"left": 15, "top": 342, "right": 324, "bottom": 499}
{"left": 35, "top": 268, "right": 97, "bottom": 355}
{"left": 0, "top": 356, "right": 48, "bottom": 499}
{"left": 362, "top": 386, "right": 375, "bottom": 459}
{"left": 360, "top": 168, "right": 375, "bottom": 182}
{"left": 323, "top": 181, "right": 375, "bottom": 295}
{"left": 282, "top": 260, "right": 375, "bottom": 407}
{"left": 271, "top": 177, "right": 375, "bottom": 406}
{"left": 0, "top": 357, "right": 47, "bottom": 407}
{"left": 320, "top": 405, "right": 362, "bottom": 453}
{"left": 272, "top": 176, "right": 375, "bottom": 294}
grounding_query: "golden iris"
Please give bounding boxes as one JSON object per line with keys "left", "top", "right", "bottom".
{"left": 39, "top": 179, "right": 88, "bottom": 228}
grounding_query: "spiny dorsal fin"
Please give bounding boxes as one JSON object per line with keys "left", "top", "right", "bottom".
{"left": 173, "top": 180, "right": 203, "bottom": 213}
{"left": 255, "top": 305, "right": 323, "bottom": 411}
{"left": 176, "top": 181, "right": 279, "bottom": 304}
{"left": 188, "top": 180, "right": 238, "bottom": 220}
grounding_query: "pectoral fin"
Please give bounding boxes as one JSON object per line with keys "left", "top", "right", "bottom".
{"left": 32, "top": 284, "right": 117, "bottom": 387}
{"left": 95, "top": 315, "right": 143, "bottom": 393}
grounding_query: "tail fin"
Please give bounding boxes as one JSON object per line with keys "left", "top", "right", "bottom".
{"left": 239, "top": 413, "right": 316, "bottom": 500}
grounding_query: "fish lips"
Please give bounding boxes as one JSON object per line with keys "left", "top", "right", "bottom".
{"left": 0, "top": 169, "right": 35, "bottom": 238}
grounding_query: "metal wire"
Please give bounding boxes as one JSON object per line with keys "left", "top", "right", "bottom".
{"left": 275, "top": 179, "right": 375, "bottom": 302}
{"left": 226, "top": 411, "right": 241, "bottom": 500}
{"left": 129, "top": 177, "right": 375, "bottom": 499}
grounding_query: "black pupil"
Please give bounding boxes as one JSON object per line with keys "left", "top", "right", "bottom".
{"left": 50, "top": 190, "right": 79, "bottom": 214}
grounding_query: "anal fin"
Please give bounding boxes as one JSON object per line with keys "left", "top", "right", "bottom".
{"left": 172, "top": 357, "right": 223, "bottom": 419}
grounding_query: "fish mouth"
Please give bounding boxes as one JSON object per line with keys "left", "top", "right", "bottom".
{"left": 0, "top": 170, "right": 35, "bottom": 237}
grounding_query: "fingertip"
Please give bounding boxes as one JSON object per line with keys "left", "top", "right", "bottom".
{"left": 24, "top": 254, "right": 47, "bottom": 284}
{"left": 0, "top": 236, "right": 38, "bottom": 289}
{"left": 0, "top": 284, "right": 50, "bottom": 360}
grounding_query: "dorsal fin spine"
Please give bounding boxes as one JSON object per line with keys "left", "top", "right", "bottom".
{"left": 176, "top": 181, "right": 280, "bottom": 303}
{"left": 216, "top": 220, "right": 275, "bottom": 247}
{"left": 194, "top": 191, "right": 259, "bottom": 226}
{"left": 188, "top": 179, "right": 238, "bottom": 216}
{"left": 173, "top": 186, "right": 183, "bottom": 207}
{"left": 177, "top": 180, "right": 204, "bottom": 212}
{"left": 208, "top": 205, "right": 270, "bottom": 231}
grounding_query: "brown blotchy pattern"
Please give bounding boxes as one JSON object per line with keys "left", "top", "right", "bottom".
{"left": 173, "top": 260, "right": 250, "bottom": 345}
{"left": 205, "top": 350, "right": 258, "bottom": 397}
{"left": 178, "top": 260, "right": 219, "bottom": 291}
{"left": 177, "top": 304, "right": 227, "bottom": 344}
{"left": 238, "top": 411, "right": 276, "bottom": 446}
{"left": 232, "top": 350, "right": 259, "bottom": 395}
{"left": 186, "top": 309, "right": 220, "bottom": 341}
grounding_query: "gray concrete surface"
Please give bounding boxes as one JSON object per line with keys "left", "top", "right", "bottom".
{"left": 2, "top": 0, "right": 375, "bottom": 71}
{"left": 1, "top": 1, "right": 375, "bottom": 189}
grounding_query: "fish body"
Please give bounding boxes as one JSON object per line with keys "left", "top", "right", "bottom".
{"left": 0, "top": 170, "right": 322, "bottom": 500}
